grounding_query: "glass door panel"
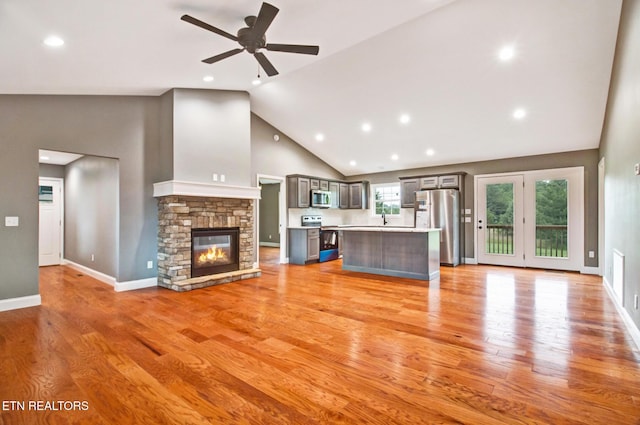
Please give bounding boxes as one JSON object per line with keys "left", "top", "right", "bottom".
{"left": 477, "top": 175, "right": 524, "bottom": 267}
{"left": 535, "top": 179, "right": 568, "bottom": 259}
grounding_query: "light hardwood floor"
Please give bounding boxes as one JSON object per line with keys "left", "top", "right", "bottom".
{"left": 1, "top": 254, "right": 640, "bottom": 424}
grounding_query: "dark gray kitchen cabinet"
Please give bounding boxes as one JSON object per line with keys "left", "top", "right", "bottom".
{"left": 288, "top": 228, "right": 319, "bottom": 264}
{"left": 287, "top": 176, "right": 310, "bottom": 208}
{"left": 400, "top": 178, "right": 419, "bottom": 208}
{"left": 349, "top": 183, "right": 364, "bottom": 209}
{"left": 329, "top": 181, "right": 340, "bottom": 208}
{"left": 339, "top": 183, "right": 349, "bottom": 209}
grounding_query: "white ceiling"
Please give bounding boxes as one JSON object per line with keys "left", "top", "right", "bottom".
{"left": 38, "top": 150, "right": 83, "bottom": 165}
{"left": 1, "top": 0, "right": 621, "bottom": 176}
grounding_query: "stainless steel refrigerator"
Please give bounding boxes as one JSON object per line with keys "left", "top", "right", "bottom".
{"left": 414, "top": 189, "right": 460, "bottom": 266}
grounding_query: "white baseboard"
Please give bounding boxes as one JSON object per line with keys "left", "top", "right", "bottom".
{"left": 259, "top": 242, "right": 280, "bottom": 247}
{"left": 0, "top": 294, "right": 42, "bottom": 312}
{"left": 603, "top": 276, "right": 640, "bottom": 352}
{"left": 115, "top": 277, "right": 157, "bottom": 292}
{"left": 63, "top": 259, "right": 116, "bottom": 287}
{"left": 463, "top": 257, "right": 477, "bottom": 265}
{"left": 581, "top": 266, "right": 601, "bottom": 275}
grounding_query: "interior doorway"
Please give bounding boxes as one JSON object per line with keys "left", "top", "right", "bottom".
{"left": 257, "top": 174, "right": 286, "bottom": 265}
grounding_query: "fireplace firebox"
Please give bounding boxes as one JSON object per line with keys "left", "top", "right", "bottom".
{"left": 191, "top": 227, "right": 240, "bottom": 277}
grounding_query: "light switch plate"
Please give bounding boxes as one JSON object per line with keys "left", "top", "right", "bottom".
{"left": 635, "top": 163, "right": 640, "bottom": 175}
{"left": 5, "top": 216, "right": 19, "bottom": 227}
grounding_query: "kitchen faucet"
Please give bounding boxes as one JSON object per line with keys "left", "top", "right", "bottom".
{"left": 382, "top": 211, "right": 388, "bottom": 226}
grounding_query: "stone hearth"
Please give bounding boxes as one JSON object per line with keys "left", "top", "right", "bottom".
{"left": 157, "top": 195, "right": 260, "bottom": 291}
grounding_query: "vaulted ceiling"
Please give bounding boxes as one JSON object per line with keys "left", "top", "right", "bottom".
{"left": 1, "top": 0, "right": 621, "bottom": 176}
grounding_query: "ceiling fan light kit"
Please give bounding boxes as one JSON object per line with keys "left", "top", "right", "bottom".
{"left": 181, "top": 2, "right": 319, "bottom": 77}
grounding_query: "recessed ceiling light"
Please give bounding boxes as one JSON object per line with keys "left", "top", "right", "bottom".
{"left": 425, "top": 149, "right": 435, "bottom": 156}
{"left": 252, "top": 78, "right": 261, "bottom": 86}
{"left": 391, "top": 154, "right": 399, "bottom": 161}
{"left": 498, "top": 45, "right": 515, "bottom": 62}
{"left": 44, "top": 36, "right": 64, "bottom": 47}
{"left": 399, "top": 114, "right": 411, "bottom": 124}
{"left": 315, "top": 133, "right": 325, "bottom": 142}
{"left": 512, "top": 108, "right": 527, "bottom": 120}
{"left": 349, "top": 160, "right": 357, "bottom": 166}
{"left": 361, "top": 122, "right": 372, "bottom": 133}
{"left": 203, "top": 75, "right": 214, "bottom": 82}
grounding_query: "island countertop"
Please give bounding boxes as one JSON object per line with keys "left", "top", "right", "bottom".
{"left": 341, "top": 227, "right": 440, "bottom": 280}
{"left": 335, "top": 226, "right": 440, "bottom": 233}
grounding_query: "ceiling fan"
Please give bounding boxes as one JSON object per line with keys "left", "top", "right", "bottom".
{"left": 181, "top": 2, "right": 319, "bottom": 77}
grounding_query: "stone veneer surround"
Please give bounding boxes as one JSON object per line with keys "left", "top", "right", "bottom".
{"left": 157, "top": 195, "right": 260, "bottom": 291}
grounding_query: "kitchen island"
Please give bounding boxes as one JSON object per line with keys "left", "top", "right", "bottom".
{"left": 340, "top": 227, "right": 440, "bottom": 280}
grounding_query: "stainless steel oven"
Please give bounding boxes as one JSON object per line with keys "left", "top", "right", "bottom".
{"left": 301, "top": 215, "right": 339, "bottom": 262}
{"left": 319, "top": 229, "right": 339, "bottom": 262}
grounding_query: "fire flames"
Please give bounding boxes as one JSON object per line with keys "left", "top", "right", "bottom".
{"left": 197, "top": 245, "right": 228, "bottom": 265}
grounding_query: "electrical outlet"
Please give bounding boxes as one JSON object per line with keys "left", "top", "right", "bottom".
{"left": 220, "top": 174, "right": 226, "bottom": 182}
{"left": 4, "top": 216, "right": 19, "bottom": 227}
{"left": 91, "top": 254, "right": 95, "bottom": 262}
{"left": 212, "top": 173, "right": 218, "bottom": 181}
{"left": 635, "top": 163, "right": 640, "bottom": 176}
{"left": 588, "top": 250, "right": 595, "bottom": 258}
{"left": 268, "top": 234, "right": 272, "bottom": 240}
{"left": 147, "top": 260, "right": 153, "bottom": 269}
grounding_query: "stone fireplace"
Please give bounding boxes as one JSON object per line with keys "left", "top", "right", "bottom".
{"left": 155, "top": 183, "right": 261, "bottom": 292}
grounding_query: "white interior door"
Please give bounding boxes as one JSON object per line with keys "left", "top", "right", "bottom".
{"left": 39, "top": 178, "right": 63, "bottom": 266}
{"left": 477, "top": 175, "right": 525, "bottom": 267}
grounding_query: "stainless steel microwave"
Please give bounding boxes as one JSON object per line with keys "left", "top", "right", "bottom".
{"left": 311, "top": 190, "right": 331, "bottom": 208}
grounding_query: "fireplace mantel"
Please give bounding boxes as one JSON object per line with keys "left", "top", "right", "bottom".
{"left": 153, "top": 180, "right": 261, "bottom": 200}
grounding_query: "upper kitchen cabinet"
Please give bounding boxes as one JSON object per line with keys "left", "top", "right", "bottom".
{"left": 287, "top": 176, "right": 310, "bottom": 208}
{"left": 339, "top": 183, "right": 349, "bottom": 209}
{"left": 347, "top": 181, "right": 369, "bottom": 209}
{"left": 400, "top": 178, "right": 419, "bottom": 208}
{"left": 400, "top": 172, "right": 466, "bottom": 208}
{"left": 329, "top": 181, "right": 340, "bottom": 208}
{"left": 287, "top": 175, "right": 369, "bottom": 209}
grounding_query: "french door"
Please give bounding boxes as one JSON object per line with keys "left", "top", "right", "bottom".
{"left": 477, "top": 175, "right": 525, "bottom": 267}
{"left": 476, "top": 168, "right": 584, "bottom": 271}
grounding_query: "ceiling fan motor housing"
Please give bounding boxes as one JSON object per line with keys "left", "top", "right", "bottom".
{"left": 237, "top": 24, "right": 266, "bottom": 54}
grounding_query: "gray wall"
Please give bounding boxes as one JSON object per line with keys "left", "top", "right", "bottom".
{"left": 0, "top": 95, "right": 161, "bottom": 301}
{"left": 65, "top": 156, "right": 119, "bottom": 277}
{"left": 251, "top": 113, "right": 343, "bottom": 180}
{"left": 259, "top": 183, "right": 280, "bottom": 245}
{"left": 349, "top": 149, "right": 599, "bottom": 266}
{"left": 599, "top": 0, "right": 640, "bottom": 328}
{"left": 39, "top": 164, "right": 65, "bottom": 179}
{"left": 173, "top": 89, "right": 251, "bottom": 186}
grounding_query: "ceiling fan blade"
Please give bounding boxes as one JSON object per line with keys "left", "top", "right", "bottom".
{"left": 254, "top": 52, "right": 278, "bottom": 76}
{"left": 202, "top": 48, "right": 244, "bottom": 64}
{"left": 250, "top": 3, "right": 279, "bottom": 39}
{"left": 181, "top": 14, "right": 238, "bottom": 42}
{"left": 265, "top": 44, "right": 319, "bottom": 55}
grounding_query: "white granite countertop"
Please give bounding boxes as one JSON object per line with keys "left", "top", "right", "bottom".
{"left": 338, "top": 226, "right": 440, "bottom": 233}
